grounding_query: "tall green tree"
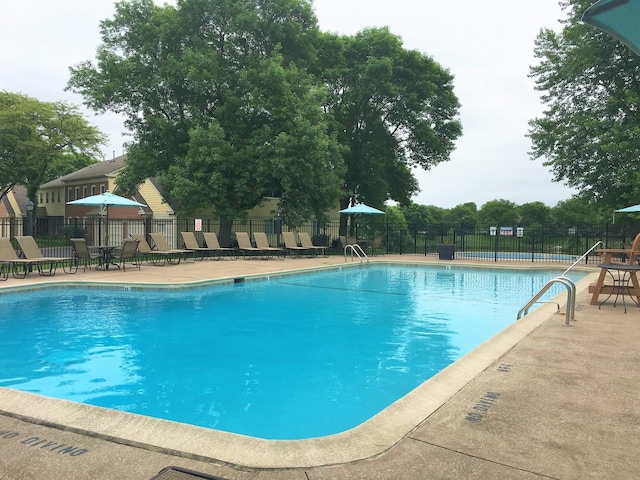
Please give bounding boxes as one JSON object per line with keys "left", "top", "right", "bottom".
{"left": 401, "top": 203, "right": 434, "bottom": 234}
{"left": 0, "top": 91, "right": 104, "bottom": 202}
{"left": 551, "top": 197, "right": 602, "bottom": 226}
{"left": 315, "top": 28, "right": 462, "bottom": 234}
{"left": 444, "top": 202, "right": 478, "bottom": 231}
{"left": 517, "top": 201, "right": 551, "bottom": 227}
{"left": 528, "top": 0, "right": 640, "bottom": 209}
{"left": 478, "top": 199, "right": 519, "bottom": 226}
{"left": 68, "top": 0, "right": 343, "bottom": 239}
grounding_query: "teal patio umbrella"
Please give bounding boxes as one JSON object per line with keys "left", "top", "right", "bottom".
{"left": 339, "top": 203, "right": 385, "bottom": 238}
{"left": 582, "top": 0, "right": 640, "bottom": 55}
{"left": 67, "top": 192, "right": 147, "bottom": 244}
{"left": 615, "top": 203, "right": 640, "bottom": 213}
{"left": 612, "top": 203, "right": 640, "bottom": 222}
{"left": 339, "top": 204, "right": 385, "bottom": 215}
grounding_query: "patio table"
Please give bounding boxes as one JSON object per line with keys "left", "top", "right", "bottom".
{"left": 90, "top": 245, "right": 121, "bottom": 270}
{"left": 596, "top": 263, "right": 640, "bottom": 313}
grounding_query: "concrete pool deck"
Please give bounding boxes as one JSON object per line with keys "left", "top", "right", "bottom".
{"left": 0, "top": 255, "right": 638, "bottom": 479}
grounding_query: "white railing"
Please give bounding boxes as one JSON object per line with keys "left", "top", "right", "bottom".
{"left": 344, "top": 244, "right": 369, "bottom": 263}
{"left": 517, "top": 276, "right": 576, "bottom": 326}
{"left": 517, "top": 241, "right": 602, "bottom": 326}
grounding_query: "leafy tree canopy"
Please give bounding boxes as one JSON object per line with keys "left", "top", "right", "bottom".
{"left": 528, "top": 0, "right": 640, "bottom": 209}
{"left": 0, "top": 91, "right": 105, "bottom": 202}
{"left": 517, "top": 201, "right": 551, "bottom": 226}
{"left": 68, "top": 0, "right": 343, "bottom": 229}
{"left": 316, "top": 28, "right": 463, "bottom": 217}
{"left": 550, "top": 196, "right": 602, "bottom": 225}
{"left": 477, "top": 199, "right": 519, "bottom": 226}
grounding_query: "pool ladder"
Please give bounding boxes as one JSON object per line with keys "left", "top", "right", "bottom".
{"left": 344, "top": 244, "right": 369, "bottom": 263}
{"left": 517, "top": 276, "right": 576, "bottom": 326}
{"left": 517, "top": 241, "right": 602, "bottom": 326}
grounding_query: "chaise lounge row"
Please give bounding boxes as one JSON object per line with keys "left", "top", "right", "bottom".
{"left": 0, "top": 230, "right": 330, "bottom": 280}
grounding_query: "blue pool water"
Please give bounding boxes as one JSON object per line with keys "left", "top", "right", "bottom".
{"left": 0, "top": 265, "right": 584, "bottom": 440}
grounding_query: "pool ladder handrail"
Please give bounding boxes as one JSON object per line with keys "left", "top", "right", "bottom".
{"left": 344, "top": 243, "right": 369, "bottom": 263}
{"left": 516, "top": 241, "right": 602, "bottom": 326}
{"left": 561, "top": 240, "right": 603, "bottom": 276}
{"left": 517, "top": 276, "right": 576, "bottom": 326}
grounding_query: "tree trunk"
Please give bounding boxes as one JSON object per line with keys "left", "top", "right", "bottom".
{"left": 218, "top": 216, "right": 234, "bottom": 247}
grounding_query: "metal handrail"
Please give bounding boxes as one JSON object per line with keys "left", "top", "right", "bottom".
{"left": 344, "top": 244, "right": 369, "bottom": 263}
{"left": 562, "top": 241, "right": 603, "bottom": 276}
{"left": 517, "top": 241, "right": 602, "bottom": 326}
{"left": 517, "top": 276, "right": 576, "bottom": 326}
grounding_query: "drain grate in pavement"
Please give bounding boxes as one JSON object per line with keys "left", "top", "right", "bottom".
{"left": 151, "top": 466, "right": 230, "bottom": 480}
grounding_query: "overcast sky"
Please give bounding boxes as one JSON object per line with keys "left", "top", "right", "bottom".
{"left": 0, "top": 0, "right": 578, "bottom": 209}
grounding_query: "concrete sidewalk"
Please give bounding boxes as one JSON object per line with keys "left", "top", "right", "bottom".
{"left": 0, "top": 257, "right": 638, "bottom": 479}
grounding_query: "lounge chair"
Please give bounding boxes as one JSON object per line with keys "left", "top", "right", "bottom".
{"left": 113, "top": 238, "right": 141, "bottom": 270}
{"left": 253, "top": 232, "right": 285, "bottom": 259}
{"left": 298, "top": 232, "right": 326, "bottom": 257}
{"left": 202, "top": 232, "right": 238, "bottom": 259}
{"left": 131, "top": 233, "right": 183, "bottom": 266}
{"left": 181, "top": 231, "right": 217, "bottom": 260}
{"left": 234, "top": 231, "right": 268, "bottom": 259}
{"left": 14, "top": 236, "right": 76, "bottom": 275}
{"left": 149, "top": 232, "right": 194, "bottom": 263}
{"left": 70, "top": 238, "right": 102, "bottom": 271}
{"left": 281, "top": 231, "right": 312, "bottom": 258}
{"left": 0, "top": 237, "right": 36, "bottom": 279}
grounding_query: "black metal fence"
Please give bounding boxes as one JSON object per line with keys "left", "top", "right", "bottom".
{"left": 4, "top": 216, "right": 640, "bottom": 263}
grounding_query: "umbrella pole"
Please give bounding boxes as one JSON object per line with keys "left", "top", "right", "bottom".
{"left": 105, "top": 206, "right": 109, "bottom": 246}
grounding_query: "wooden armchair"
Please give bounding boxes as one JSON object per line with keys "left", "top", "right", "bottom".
{"left": 589, "top": 232, "right": 640, "bottom": 305}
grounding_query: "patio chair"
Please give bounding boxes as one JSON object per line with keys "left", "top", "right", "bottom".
{"left": 181, "top": 231, "right": 217, "bottom": 260}
{"left": 368, "top": 236, "right": 384, "bottom": 256}
{"left": 253, "top": 232, "right": 285, "bottom": 259}
{"left": 202, "top": 232, "right": 238, "bottom": 259}
{"left": 281, "top": 231, "right": 312, "bottom": 258}
{"left": 339, "top": 236, "right": 357, "bottom": 248}
{"left": 298, "top": 232, "right": 326, "bottom": 257}
{"left": 590, "top": 232, "right": 640, "bottom": 305}
{"left": 0, "top": 237, "right": 35, "bottom": 279}
{"left": 70, "top": 238, "right": 102, "bottom": 271}
{"left": 150, "top": 232, "right": 194, "bottom": 263}
{"left": 131, "top": 233, "right": 182, "bottom": 266}
{"left": 234, "top": 231, "right": 268, "bottom": 259}
{"left": 14, "top": 236, "right": 77, "bottom": 275}
{"left": 113, "top": 238, "right": 141, "bottom": 271}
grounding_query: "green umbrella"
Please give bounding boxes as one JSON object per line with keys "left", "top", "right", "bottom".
{"left": 582, "top": 0, "right": 640, "bottom": 55}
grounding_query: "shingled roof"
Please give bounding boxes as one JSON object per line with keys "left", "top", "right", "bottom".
{"left": 40, "top": 154, "right": 126, "bottom": 188}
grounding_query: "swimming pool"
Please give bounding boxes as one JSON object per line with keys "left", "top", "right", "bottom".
{"left": 0, "top": 264, "right": 584, "bottom": 440}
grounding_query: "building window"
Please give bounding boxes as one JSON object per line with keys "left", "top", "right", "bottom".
{"left": 91, "top": 185, "right": 96, "bottom": 196}
{"left": 68, "top": 188, "right": 72, "bottom": 201}
{"left": 83, "top": 186, "right": 88, "bottom": 198}
{"left": 46, "top": 192, "right": 49, "bottom": 204}
{"left": 39, "top": 193, "right": 43, "bottom": 204}
{"left": 75, "top": 187, "right": 79, "bottom": 200}
{"left": 57, "top": 191, "right": 61, "bottom": 203}
{"left": 100, "top": 184, "right": 106, "bottom": 194}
